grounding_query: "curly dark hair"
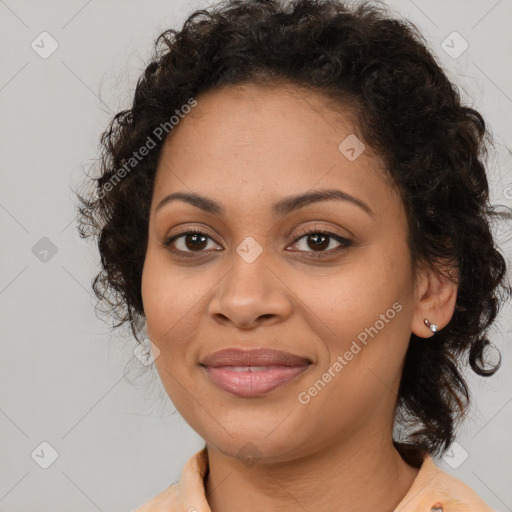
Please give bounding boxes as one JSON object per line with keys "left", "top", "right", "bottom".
{"left": 75, "top": 0, "right": 511, "bottom": 458}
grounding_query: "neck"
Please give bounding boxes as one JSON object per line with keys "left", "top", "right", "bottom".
{"left": 204, "top": 431, "right": 422, "bottom": 512}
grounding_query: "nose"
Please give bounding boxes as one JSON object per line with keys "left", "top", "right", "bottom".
{"left": 207, "top": 251, "right": 293, "bottom": 330}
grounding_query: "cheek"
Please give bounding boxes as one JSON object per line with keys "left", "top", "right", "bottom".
{"left": 300, "top": 254, "right": 408, "bottom": 338}
{"left": 294, "top": 245, "right": 413, "bottom": 388}
{"left": 141, "top": 249, "right": 200, "bottom": 352}
{"left": 140, "top": 250, "right": 206, "bottom": 410}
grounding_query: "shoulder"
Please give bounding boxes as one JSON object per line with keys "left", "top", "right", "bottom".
{"left": 396, "top": 453, "right": 495, "bottom": 512}
{"left": 132, "top": 446, "right": 209, "bottom": 512}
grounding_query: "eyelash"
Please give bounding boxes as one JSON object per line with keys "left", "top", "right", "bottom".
{"left": 162, "top": 225, "right": 353, "bottom": 259}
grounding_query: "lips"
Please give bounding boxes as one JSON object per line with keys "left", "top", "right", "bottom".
{"left": 199, "top": 348, "right": 312, "bottom": 397}
{"left": 200, "top": 348, "right": 312, "bottom": 368}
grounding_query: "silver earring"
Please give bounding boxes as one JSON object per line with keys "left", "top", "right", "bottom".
{"left": 424, "top": 319, "right": 438, "bottom": 333}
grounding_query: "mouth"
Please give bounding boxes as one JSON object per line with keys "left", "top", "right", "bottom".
{"left": 199, "top": 348, "right": 313, "bottom": 398}
{"left": 201, "top": 364, "right": 311, "bottom": 397}
{"left": 200, "top": 347, "right": 312, "bottom": 367}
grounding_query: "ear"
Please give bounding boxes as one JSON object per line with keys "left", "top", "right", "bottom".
{"left": 411, "top": 263, "right": 458, "bottom": 338}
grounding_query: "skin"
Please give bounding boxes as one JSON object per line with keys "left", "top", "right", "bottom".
{"left": 140, "top": 82, "right": 458, "bottom": 512}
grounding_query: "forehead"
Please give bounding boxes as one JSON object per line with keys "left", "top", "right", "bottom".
{"left": 152, "top": 82, "right": 399, "bottom": 217}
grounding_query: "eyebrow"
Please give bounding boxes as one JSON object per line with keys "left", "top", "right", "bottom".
{"left": 154, "top": 188, "right": 374, "bottom": 217}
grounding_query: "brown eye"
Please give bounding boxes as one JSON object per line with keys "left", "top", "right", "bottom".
{"left": 289, "top": 228, "right": 352, "bottom": 257}
{"left": 163, "top": 229, "right": 221, "bottom": 255}
{"left": 182, "top": 233, "right": 208, "bottom": 251}
{"left": 162, "top": 226, "right": 352, "bottom": 259}
{"left": 304, "top": 233, "right": 330, "bottom": 251}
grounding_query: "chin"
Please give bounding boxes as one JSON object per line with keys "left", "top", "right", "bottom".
{"left": 203, "top": 429, "right": 311, "bottom": 465}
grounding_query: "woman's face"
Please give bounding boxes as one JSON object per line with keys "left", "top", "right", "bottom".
{"left": 141, "top": 83, "right": 423, "bottom": 462}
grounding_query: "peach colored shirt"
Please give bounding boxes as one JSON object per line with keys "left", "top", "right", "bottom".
{"left": 134, "top": 446, "right": 494, "bottom": 512}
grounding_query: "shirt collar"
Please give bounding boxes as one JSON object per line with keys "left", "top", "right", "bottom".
{"left": 152, "top": 445, "right": 492, "bottom": 512}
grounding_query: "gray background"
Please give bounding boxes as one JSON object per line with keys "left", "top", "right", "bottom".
{"left": 0, "top": 0, "right": 511, "bottom": 510}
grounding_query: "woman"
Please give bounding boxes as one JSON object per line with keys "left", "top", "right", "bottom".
{"left": 76, "top": 0, "right": 511, "bottom": 510}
